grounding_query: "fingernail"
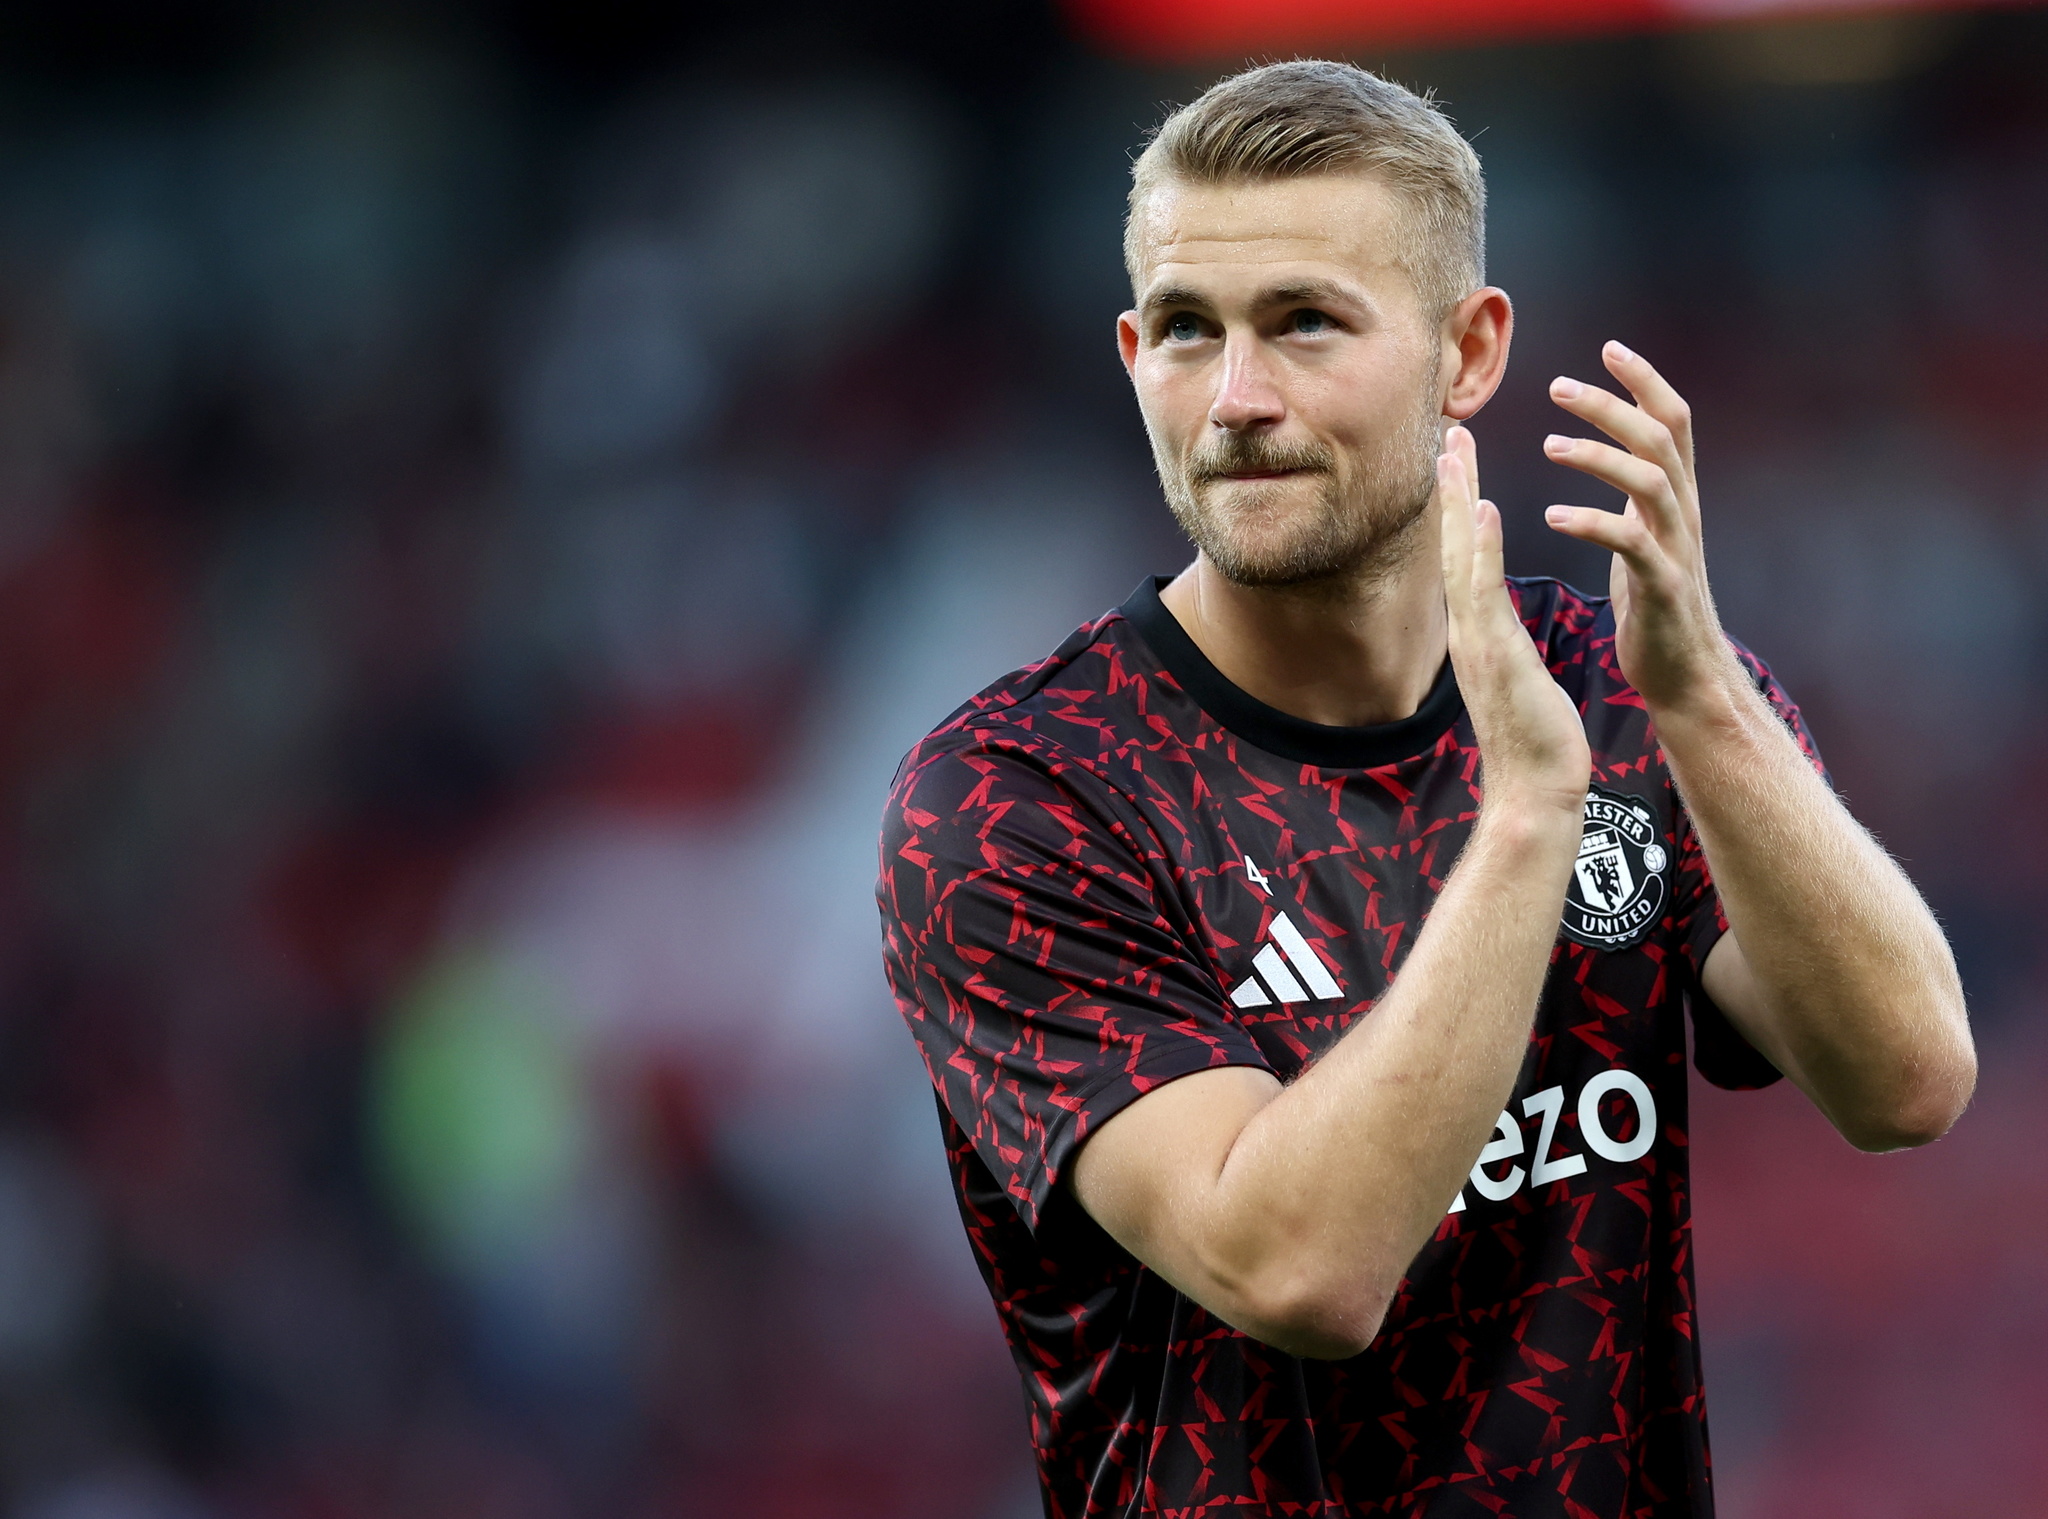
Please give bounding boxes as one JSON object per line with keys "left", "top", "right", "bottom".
{"left": 1544, "top": 434, "right": 1571, "bottom": 455}
{"left": 1606, "top": 340, "right": 1635, "bottom": 363}
{"left": 1545, "top": 505, "right": 1572, "bottom": 525}
{"left": 1550, "top": 376, "right": 1582, "bottom": 400}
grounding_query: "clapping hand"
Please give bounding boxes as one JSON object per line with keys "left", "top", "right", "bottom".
{"left": 1540, "top": 343, "right": 1744, "bottom": 718}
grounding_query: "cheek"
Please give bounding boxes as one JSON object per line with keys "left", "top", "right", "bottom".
{"left": 1295, "top": 376, "right": 1384, "bottom": 451}
{"left": 1306, "top": 350, "right": 1433, "bottom": 449}
{"left": 1134, "top": 358, "right": 1208, "bottom": 443}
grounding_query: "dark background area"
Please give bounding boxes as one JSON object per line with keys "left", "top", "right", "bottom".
{"left": 0, "top": 3, "right": 2042, "bottom": 1516}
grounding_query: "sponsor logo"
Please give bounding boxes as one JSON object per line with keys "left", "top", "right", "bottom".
{"left": 1448, "top": 1068, "right": 1659, "bottom": 1212}
{"left": 1226, "top": 911, "right": 1344, "bottom": 1008}
{"left": 1561, "top": 786, "right": 1668, "bottom": 951}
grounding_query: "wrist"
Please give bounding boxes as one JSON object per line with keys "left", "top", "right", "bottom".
{"left": 1646, "top": 648, "right": 1766, "bottom": 744}
{"left": 1474, "top": 789, "right": 1587, "bottom": 852}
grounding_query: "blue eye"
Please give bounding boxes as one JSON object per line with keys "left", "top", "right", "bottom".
{"left": 1167, "top": 313, "right": 1203, "bottom": 343}
{"left": 1291, "top": 309, "right": 1331, "bottom": 334}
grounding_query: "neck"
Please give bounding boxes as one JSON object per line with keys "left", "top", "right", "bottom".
{"left": 1158, "top": 516, "right": 1448, "bottom": 729}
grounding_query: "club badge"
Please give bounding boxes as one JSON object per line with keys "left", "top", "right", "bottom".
{"left": 1561, "top": 787, "right": 1669, "bottom": 950}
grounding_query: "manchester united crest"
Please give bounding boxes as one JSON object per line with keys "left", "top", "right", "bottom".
{"left": 1561, "top": 787, "right": 1669, "bottom": 950}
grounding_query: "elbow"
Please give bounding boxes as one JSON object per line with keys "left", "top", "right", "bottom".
{"left": 1231, "top": 1276, "right": 1390, "bottom": 1362}
{"left": 1829, "top": 977, "right": 1977, "bottom": 1152}
{"left": 1842, "top": 1042, "right": 1977, "bottom": 1154}
{"left": 1842, "top": 1109, "right": 1955, "bottom": 1154}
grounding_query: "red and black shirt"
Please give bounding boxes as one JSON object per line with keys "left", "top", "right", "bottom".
{"left": 878, "top": 575, "right": 1818, "bottom": 1518}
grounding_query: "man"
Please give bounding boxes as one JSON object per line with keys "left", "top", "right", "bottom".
{"left": 877, "top": 60, "right": 1973, "bottom": 1517}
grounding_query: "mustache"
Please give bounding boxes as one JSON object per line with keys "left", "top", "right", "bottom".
{"left": 1187, "top": 433, "right": 1336, "bottom": 483}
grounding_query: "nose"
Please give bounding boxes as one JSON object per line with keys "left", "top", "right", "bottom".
{"left": 1208, "top": 333, "right": 1286, "bottom": 433}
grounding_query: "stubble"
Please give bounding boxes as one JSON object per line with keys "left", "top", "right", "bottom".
{"left": 1154, "top": 388, "right": 1445, "bottom": 592}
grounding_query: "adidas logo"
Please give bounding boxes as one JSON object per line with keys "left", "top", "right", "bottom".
{"left": 1227, "top": 912, "right": 1345, "bottom": 1008}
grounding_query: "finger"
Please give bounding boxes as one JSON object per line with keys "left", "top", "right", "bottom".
{"left": 1437, "top": 448, "right": 1476, "bottom": 611}
{"left": 1471, "top": 498, "right": 1532, "bottom": 646}
{"left": 1547, "top": 375, "right": 1683, "bottom": 480}
{"left": 1542, "top": 434, "right": 1686, "bottom": 542}
{"left": 1448, "top": 422, "right": 1481, "bottom": 508}
{"left": 1600, "top": 341, "right": 1694, "bottom": 476}
{"left": 1544, "top": 502, "right": 1676, "bottom": 589}
{"left": 1438, "top": 428, "right": 1483, "bottom": 597}
{"left": 1472, "top": 498, "right": 1505, "bottom": 608}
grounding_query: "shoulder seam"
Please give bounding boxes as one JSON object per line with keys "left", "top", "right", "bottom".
{"left": 950, "top": 611, "right": 1125, "bottom": 725}
{"left": 896, "top": 706, "right": 1187, "bottom": 878}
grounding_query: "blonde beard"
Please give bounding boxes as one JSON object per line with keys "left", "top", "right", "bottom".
{"left": 1156, "top": 400, "right": 1445, "bottom": 590}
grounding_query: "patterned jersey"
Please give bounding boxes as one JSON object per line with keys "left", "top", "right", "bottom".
{"left": 877, "top": 575, "right": 1819, "bottom": 1519}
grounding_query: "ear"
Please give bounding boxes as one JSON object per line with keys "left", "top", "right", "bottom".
{"left": 1440, "top": 287, "right": 1513, "bottom": 421}
{"left": 1117, "top": 310, "right": 1141, "bottom": 377}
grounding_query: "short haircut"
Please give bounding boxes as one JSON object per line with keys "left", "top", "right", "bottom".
{"left": 1125, "top": 60, "right": 1486, "bottom": 318}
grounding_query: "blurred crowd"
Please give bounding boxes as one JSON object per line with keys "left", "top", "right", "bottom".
{"left": 0, "top": 6, "right": 2042, "bottom": 1517}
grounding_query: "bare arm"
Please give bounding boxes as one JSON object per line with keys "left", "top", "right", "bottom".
{"left": 1680, "top": 689, "right": 1970, "bottom": 1149}
{"left": 1070, "top": 428, "right": 1590, "bottom": 1360}
{"left": 1543, "top": 343, "right": 1975, "bottom": 1152}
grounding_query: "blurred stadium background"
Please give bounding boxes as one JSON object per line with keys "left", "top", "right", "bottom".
{"left": 0, "top": 2, "right": 2042, "bottom": 1515}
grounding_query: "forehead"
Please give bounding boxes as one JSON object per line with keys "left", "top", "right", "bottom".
{"left": 1129, "top": 172, "right": 1413, "bottom": 298}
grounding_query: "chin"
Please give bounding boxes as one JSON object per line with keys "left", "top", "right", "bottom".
{"left": 1199, "top": 477, "right": 1325, "bottom": 535}
{"left": 1202, "top": 529, "right": 1356, "bottom": 589}
{"left": 1194, "top": 489, "right": 1334, "bottom": 575}
{"left": 1200, "top": 497, "right": 1432, "bottom": 592}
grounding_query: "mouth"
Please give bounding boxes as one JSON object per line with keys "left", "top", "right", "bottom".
{"left": 1210, "top": 467, "right": 1317, "bottom": 483}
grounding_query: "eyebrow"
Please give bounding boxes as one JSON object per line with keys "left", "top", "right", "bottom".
{"left": 1255, "top": 278, "right": 1361, "bottom": 308}
{"left": 1141, "top": 284, "right": 1212, "bottom": 313}
{"left": 1140, "top": 277, "right": 1364, "bottom": 314}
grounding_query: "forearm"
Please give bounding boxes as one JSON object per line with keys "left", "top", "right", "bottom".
{"left": 1657, "top": 661, "right": 1973, "bottom": 1148}
{"left": 1195, "top": 799, "right": 1580, "bottom": 1354}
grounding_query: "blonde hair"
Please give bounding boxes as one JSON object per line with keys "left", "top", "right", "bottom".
{"left": 1125, "top": 60, "right": 1486, "bottom": 317}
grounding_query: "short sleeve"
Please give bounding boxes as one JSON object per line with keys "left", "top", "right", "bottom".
{"left": 878, "top": 738, "right": 1271, "bottom": 1231}
{"left": 1669, "top": 639, "right": 1830, "bottom": 1090}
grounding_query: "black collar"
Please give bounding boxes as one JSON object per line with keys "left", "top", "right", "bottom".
{"left": 1118, "top": 575, "right": 1465, "bottom": 769}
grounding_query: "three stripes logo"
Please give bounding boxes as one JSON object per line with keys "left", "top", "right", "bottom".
{"left": 1227, "top": 912, "right": 1345, "bottom": 1009}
